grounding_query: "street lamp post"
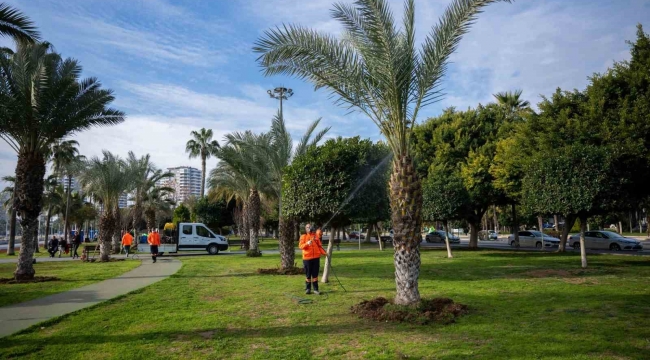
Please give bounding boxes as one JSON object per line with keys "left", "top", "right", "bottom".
{"left": 267, "top": 87, "right": 293, "bottom": 117}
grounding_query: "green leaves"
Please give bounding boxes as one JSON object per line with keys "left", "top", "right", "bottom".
{"left": 0, "top": 3, "right": 40, "bottom": 43}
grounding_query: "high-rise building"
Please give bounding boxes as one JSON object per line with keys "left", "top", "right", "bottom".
{"left": 118, "top": 193, "right": 128, "bottom": 209}
{"left": 60, "top": 176, "right": 82, "bottom": 194}
{"left": 163, "top": 166, "right": 202, "bottom": 202}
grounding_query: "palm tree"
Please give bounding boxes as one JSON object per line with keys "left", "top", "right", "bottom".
{"left": 185, "top": 129, "right": 220, "bottom": 197}
{"left": 209, "top": 161, "right": 251, "bottom": 249}
{"left": 142, "top": 185, "right": 175, "bottom": 231}
{"left": 79, "top": 152, "right": 131, "bottom": 261}
{"left": 264, "top": 111, "right": 329, "bottom": 268}
{"left": 50, "top": 140, "right": 83, "bottom": 244}
{"left": 213, "top": 131, "right": 273, "bottom": 254}
{"left": 0, "top": 3, "right": 39, "bottom": 43}
{"left": 254, "top": 0, "right": 512, "bottom": 304}
{"left": 493, "top": 89, "right": 530, "bottom": 115}
{"left": 42, "top": 175, "right": 63, "bottom": 247}
{"left": 1, "top": 176, "right": 16, "bottom": 255}
{"left": 0, "top": 42, "right": 124, "bottom": 278}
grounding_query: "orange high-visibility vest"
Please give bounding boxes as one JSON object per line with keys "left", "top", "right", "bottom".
{"left": 147, "top": 232, "right": 160, "bottom": 246}
{"left": 299, "top": 233, "right": 326, "bottom": 260}
{"left": 121, "top": 233, "right": 133, "bottom": 246}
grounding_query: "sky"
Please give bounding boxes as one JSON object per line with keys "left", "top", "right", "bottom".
{"left": 1, "top": 0, "right": 649, "bottom": 184}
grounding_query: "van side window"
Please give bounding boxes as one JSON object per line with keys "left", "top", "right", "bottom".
{"left": 196, "top": 226, "right": 214, "bottom": 238}
{"left": 182, "top": 225, "right": 192, "bottom": 235}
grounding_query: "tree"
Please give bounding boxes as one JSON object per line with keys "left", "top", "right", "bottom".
{"left": 42, "top": 175, "right": 63, "bottom": 246}
{"left": 142, "top": 185, "right": 175, "bottom": 231}
{"left": 173, "top": 203, "right": 191, "bottom": 224}
{"left": 413, "top": 104, "right": 513, "bottom": 249}
{"left": 262, "top": 111, "right": 329, "bottom": 268}
{"left": 193, "top": 197, "right": 232, "bottom": 232}
{"left": 522, "top": 146, "right": 614, "bottom": 268}
{"left": 283, "top": 137, "right": 391, "bottom": 281}
{"left": 0, "top": 42, "right": 124, "bottom": 278}
{"left": 493, "top": 89, "right": 530, "bottom": 114}
{"left": 254, "top": 0, "right": 512, "bottom": 305}
{"left": 0, "top": 3, "right": 39, "bottom": 43}
{"left": 1, "top": 175, "right": 16, "bottom": 255}
{"left": 50, "top": 139, "right": 83, "bottom": 244}
{"left": 79, "top": 152, "right": 132, "bottom": 261}
{"left": 185, "top": 128, "right": 220, "bottom": 198}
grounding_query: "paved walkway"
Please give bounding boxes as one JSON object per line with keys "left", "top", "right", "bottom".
{"left": 0, "top": 258, "right": 182, "bottom": 338}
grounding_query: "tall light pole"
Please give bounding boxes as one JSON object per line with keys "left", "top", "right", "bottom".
{"left": 267, "top": 87, "right": 293, "bottom": 117}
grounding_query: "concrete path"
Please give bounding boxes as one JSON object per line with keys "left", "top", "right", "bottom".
{"left": 0, "top": 258, "right": 181, "bottom": 338}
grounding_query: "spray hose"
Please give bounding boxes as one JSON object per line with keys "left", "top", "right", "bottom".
{"left": 284, "top": 253, "right": 346, "bottom": 305}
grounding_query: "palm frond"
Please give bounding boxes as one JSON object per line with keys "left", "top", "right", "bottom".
{"left": 0, "top": 3, "right": 40, "bottom": 43}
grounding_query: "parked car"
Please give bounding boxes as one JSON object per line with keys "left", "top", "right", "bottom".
{"left": 479, "top": 230, "right": 498, "bottom": 241}
{"left": 568, "top": 230, "right": 643, "bottom": 251}
{"left": 348, "top": 231, "right": 365, "bottom": 240}
{"left": 425, "top": 231, "right": 460, "bottom": 244}
{"left": 508, "top": 230, "right": 560, "bottom": 249}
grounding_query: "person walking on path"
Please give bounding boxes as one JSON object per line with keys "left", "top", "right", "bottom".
{"left": 47, "top": 236, "right": 59, "bottom": 258}
{"left": 121, "top": 230, "right": 133, "bottom": 256}
{"left": 58, "top": 237, "right": 67, "bottom": 258}
{"left": 71, "top": 230, "right": 82, "bottom": 259}
{"left": 299, "top": 223, "right": 327, "bottom": 295}
{"left": 147, "top": 228, "right": 161, "bottom": 263}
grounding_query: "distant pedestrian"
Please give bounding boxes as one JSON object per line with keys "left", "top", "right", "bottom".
{"left": 121, "top": 230, "right": 133, "bottom": 256}
{"left": 299, "top": 223, "right": 327, "bottom": 295}
{"left": 47, "top": 236, "right": 59, "bottom": 258}
{"left": 58, "top": 238, "right": 67, "bottom": 258}
{"left": 72, "top": 231, "right": 81, "bottom": 259}
{"left": 147, "top": 228, "right": 160, "bottom": 263}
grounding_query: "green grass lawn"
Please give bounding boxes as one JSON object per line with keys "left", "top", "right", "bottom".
{"left": 1, "top": 249, "right": 649, "bottom": 359}
{"left": 0, "top": 259, "right": 140, "bottom": 307}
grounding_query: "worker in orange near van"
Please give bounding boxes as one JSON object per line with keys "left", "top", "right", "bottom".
{"left": 299, "top": 223, "right": 327, "bottom": 295}
{"left": 121, "top": 230, "right": 133, "bottom": 257}
{"left": 147, "top": 228, "right": 161, "bottom": 263}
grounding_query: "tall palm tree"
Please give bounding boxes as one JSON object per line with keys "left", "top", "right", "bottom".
{"left": 1, "top": 176, "right": 16, "bottom": 255}
{"left": 50, "top": 140, "right": 83, "bottom": 243}
{"left": 0, "top": 3, "right": 39, "bottom": 43}
{"left": 79, "top": 152, "right": 131, "bottom": 261}
{"left": 209, "top": 161, "right": 251, "bottom": 248}
{"left": 254, "top": 0, "right": 512, "bottom": 304}
{"left": 142, "top": 185, "right": 175, "bottom": 231}
{"left": 185, "top": 129, "right": 220, "bottom": 197}
{"left": 0, "top": 42, "right": 124, "bottom": 278}
{"left": 264, "top": 111, "right": 329, "bottom": 268}
{"left": 214, "top": 131, "right": 273, "bottom": 254}
{"left": 42, "top": 175, "right": 63, "bottom": 247}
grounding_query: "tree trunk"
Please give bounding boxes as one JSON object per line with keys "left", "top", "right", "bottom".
{"left": 8, "top": 205, "right": 16, "bottom": 255}
{"left": 99, "top": 210, "right": 115, "bottom": 262}
{"left": 389, "top": 155, "right": 422, "bottom": 305}
{"left": 629, "top": 212, "right": 632, "bottom": 234}
{"left": 248, "top": 188, "right": 260, "bottom": 253}
{"left": 45, "top": 205, "right": 52, "bottom": 244}
{"left": 132, "top": 200, "right": 142, "bottom": 248}
{"left": 538, "top": 216, "right": 543, "bottom": 232}
{"left": 443, "top": 220, "right": 453, "bottom": 259}
{"left": 200, "top": 156, "right": 206, "bottom": 198}
{"left": 241, "top": 202, "right": 250, "bottom": 250}
{"left": 558, "top": 215, "right": 576, "bottom": 252}
{"left": 279, "top": 216, "right": 295, "bottom": 269}
{"left": 493, "top": 206, "right": 499, "bottom": 233}
{"left": 321, "top": 226, "right": 335, "bottom": 283}
{"left": 554, "top": 215, "right": 559, "bottom": 232}
{"left": 34, "top": 219, "right": 40, "bottom": 253}
{"left": 112, "top": 205, "right": 121, "bottom": 253}
{"left": 64, "top": 175, "right": 72, "bottom": 243}
{"left": 378, "top": 222, "right": 384, "bottom": 251}
{"left": 511, "top": 204, "right": 520, "bottom": 248}
{"left": 618, "top": 221, "right": 623, "bottom": 234}
{"left": 468, "top": 222, "right": 479, "bottom": 249}
{"left": 364, "top": 223, "right": 373, "bottom": 244}
{"left": 579, "top": 215, "right": 588, "bottom": 268}
{"left": 13, "top": 152, "right": 46, "bottom": 280}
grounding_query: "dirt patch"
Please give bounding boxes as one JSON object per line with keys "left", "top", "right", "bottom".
{"left": 563, "top": 277, "right": 599, "bottom": 285}
{"left": 257, "top": 267, "right": 303, "bottom": 275}
{"left": 197, "top": 330, "right": 215, "bottom": 339}
{"left": 83, "top": 258, "right": 125, "bottom": 263}
{"left": 522, "top": 269, "right": 597, "bottom": 278}
{"left": 350, "top": 297, "right": 468, "bottom": 325}
{"left": 0, "top": 276, "right": 60, "bottom": 284}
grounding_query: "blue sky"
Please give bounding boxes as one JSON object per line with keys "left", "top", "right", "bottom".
{"left": 1, "top": 0, "right": 649, "bottom": 182}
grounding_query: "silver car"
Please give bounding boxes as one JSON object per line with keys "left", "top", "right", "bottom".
{"left": 508, "top": 230, "right": 560, "bottom": 249}
{"left": 425, "top": 231, "right": 460, "bottom": 244}
{"left": 568, "top": 231, "right": 643, "bottom": 251}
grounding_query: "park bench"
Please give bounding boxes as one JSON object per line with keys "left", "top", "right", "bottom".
{"left": 227, "top": 238, "right": 247, "bottom": 249}
{"left": 321, "top": 238, "right": 342, "bottom": 251}
{"left": 82, "top": 245, "right": 100, "bottom": 260}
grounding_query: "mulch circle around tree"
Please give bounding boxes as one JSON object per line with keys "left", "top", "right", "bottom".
{"left": 83, "top": 258, "right": 125, "bottom": 263}
{"left": 257, "top": 267, "right": 304, "bottom": 275}
{"left": 350, "top": 297, "right": 469, "bottom": 325}
{"left": 0, "top": 276, "right": 60, "bottom": 284}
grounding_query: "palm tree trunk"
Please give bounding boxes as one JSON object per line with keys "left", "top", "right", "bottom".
{"left": 99, "top": 209, "right": 115, "bottom": 262}
{"left": 200, "top": 156, "right": 206, "bottom": 198}
{"left": 389, "top": 155, "right": 422, "bottom": 306}
{"left": 241, "top": 203, "right": 250, "bottom": 250}
{"left": 443, "top": 220, "right": 453, "bottom": 259}
{"left": 321, "top": 226, "right": 335, "bottom": 283}
{"left": 45, "top": 205, "right": 52, "bottom": 243}
{"left": 145, "top": 208, "right": 156, "bottom": 231}
{"left": 7, "top": 207, "right": 16, "bottom": 255}
{"left": 248, "top": 188, "right": 260, "bottom": 253}
{"left": 558, "top": 214, "right": 576, "bottom": 252}
{"left": 64, "top": 175, "right": 72, "bottom": 243}
{"left": 511, "top": 203, "right": 520, "bottom": 248}
{"left": 279, "top": 216, "right": 295, "bottom": 269}
{"left": 13, "top": 152, "right": 46, "bottom": 280}
{"left": 112, "top": 205, "right": 121, "bottom": 253}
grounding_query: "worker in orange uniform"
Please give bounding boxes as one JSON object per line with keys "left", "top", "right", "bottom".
{"left": 147, "top": 228, "right": 161, "bottom": 263}
{"left": 299, "top": 223, "right": 327, "bottom": 295}
{"left": 121, "top": 230, "right": 133, "bottom": 257}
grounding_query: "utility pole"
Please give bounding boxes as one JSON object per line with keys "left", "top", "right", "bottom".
{"left": 267, "top": 87, "right": 293, "bottom": 117}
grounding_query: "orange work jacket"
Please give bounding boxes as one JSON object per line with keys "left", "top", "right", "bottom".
{"left": 121, "top": 233, "right": 133, "bottom": 246}
{"left": 299, "top": 232, "right": 326, "bottom": 260}
{"left": 148, "top": 232, "right": 161, "bottom": 246}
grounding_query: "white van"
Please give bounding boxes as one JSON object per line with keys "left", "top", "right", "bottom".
{"left": 138, "top": 223, "right": 229, "bottom": 255}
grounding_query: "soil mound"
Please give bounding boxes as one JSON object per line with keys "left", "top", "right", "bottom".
{"left": 351, "top": 297, "right": 468, "bottom": 325}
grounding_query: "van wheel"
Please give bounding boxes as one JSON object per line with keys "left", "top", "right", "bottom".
{"left": 609, "top": 243, "right": 621, "bottom": 251}
{"left": 536, "top": 242, "right": 543, "bottom": 249}
{"left": 208, "top": 244, "right": 219, "bottom": 255}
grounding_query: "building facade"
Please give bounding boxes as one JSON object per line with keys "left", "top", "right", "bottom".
{"left": 118, "top": 193, "right": 128, "bottom": 209}
{"left": 161, "top": 166, "right": 202, "bottom": 203}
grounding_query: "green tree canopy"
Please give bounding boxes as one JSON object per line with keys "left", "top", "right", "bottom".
{"left": 173, "top": 203, "right": 191, "bottom": 224}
